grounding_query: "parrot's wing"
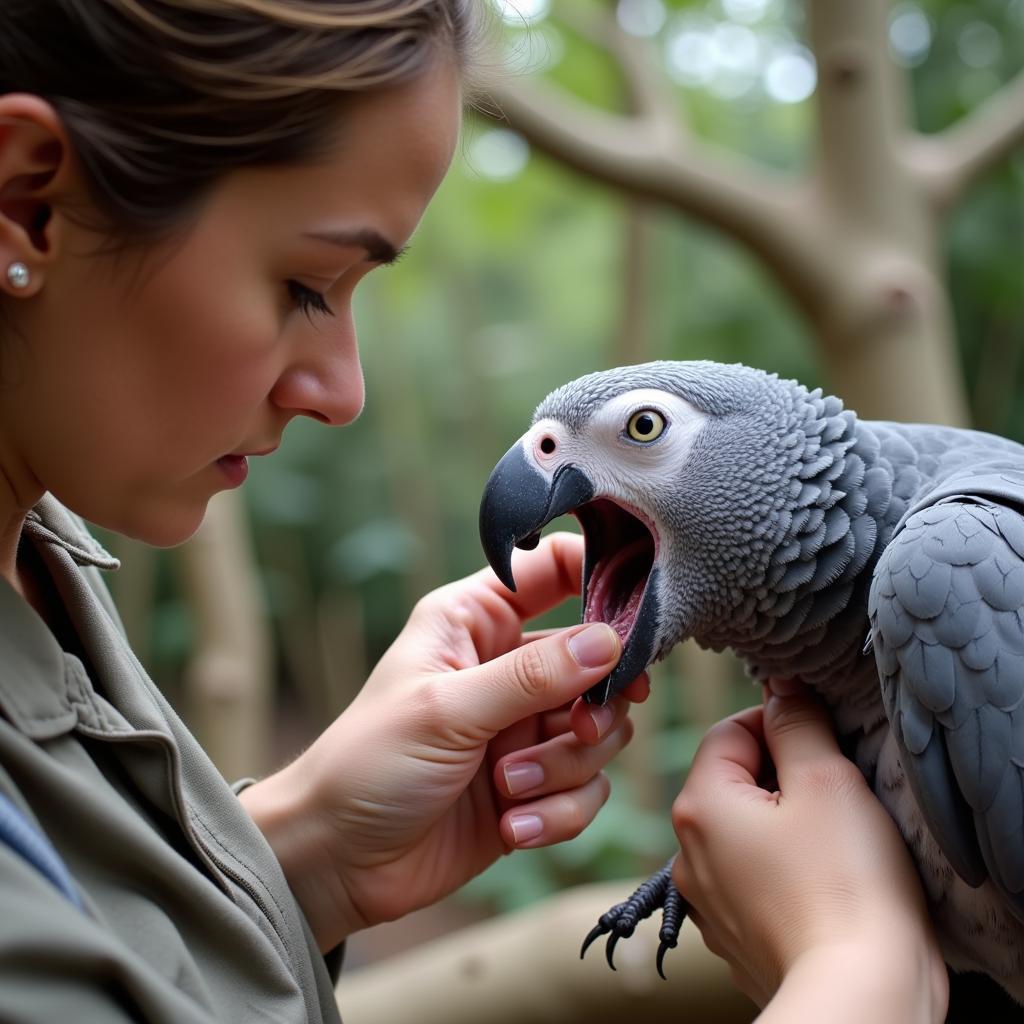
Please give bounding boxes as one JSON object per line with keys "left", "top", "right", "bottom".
{"left": 869, "top": 463, "right": 1024, "bottom": 915}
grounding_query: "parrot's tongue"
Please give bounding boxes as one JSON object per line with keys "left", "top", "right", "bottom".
{"left": 577, "top": 499, "right": 657, "bottom": 645}
{"left": 583, "top": 538, "right": 651, "bottom": 641}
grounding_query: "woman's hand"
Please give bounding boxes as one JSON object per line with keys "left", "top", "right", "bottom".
{"left": 671, "top": 687, "right": 948, "bottom": 1023}
{"left": 241, "top": 533, "right": 646, "bottom": 952}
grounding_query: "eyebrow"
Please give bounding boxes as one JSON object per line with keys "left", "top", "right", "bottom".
{"left": 303, "top": 227, "right": 409, "bottom": 266}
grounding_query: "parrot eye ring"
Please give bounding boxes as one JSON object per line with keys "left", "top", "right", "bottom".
{"left": 626, "top": 409, "right": 666, "bottom": 443}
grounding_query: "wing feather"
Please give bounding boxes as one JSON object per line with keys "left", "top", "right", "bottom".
{"left": 870, "top": 494, "right": 1024, "bottom": 914}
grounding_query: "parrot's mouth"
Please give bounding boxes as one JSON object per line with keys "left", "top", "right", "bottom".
{"left": 478, "top": 447, "right": 662, "bottom": 704}
{"left": 575, "top": 498, "right": 658, "bottom": 646}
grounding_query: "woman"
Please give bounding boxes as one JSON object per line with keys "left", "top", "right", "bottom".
{"left": 0, "top": 2, "right": 945, "bottom": 1021}
{"left": 0, "top": 4, "right": 638, "bottom": 1020}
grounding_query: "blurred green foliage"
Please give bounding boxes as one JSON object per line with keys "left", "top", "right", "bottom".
{"left": 119, "top": 0, "right": 1023, "bottom": 912}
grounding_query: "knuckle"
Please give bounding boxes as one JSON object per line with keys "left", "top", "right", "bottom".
{"left": 696, "top": 717, "right": 735, "bottom": 753}
{"left": 410, "top": 589, "right": 444, "bottom": 623}
{"left": 561, "top": 799, "right": 588, "bottom": 840}
{"left": 412, "top": 678, "right": 453, "bottom": 729}
{"left": 671, "top": 791, "right": 703, "bottom": 841}
{"left": 511, "top": 643, "right": 551, "bottom": 700}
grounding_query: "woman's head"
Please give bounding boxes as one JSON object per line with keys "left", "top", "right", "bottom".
{"left": 0, "top": 0, "right": 480, "bottom": 237}
{"left": 0, "top": 0, "right": 479, "bottom": 548}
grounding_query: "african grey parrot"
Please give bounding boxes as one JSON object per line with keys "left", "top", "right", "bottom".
{"left": 478, "top": 360, "right": 1024, "bottom": 1001}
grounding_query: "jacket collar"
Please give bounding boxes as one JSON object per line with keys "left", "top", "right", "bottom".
{"left": 22, "top": 494, "right": 120, "bottom": 571}
{"left": 0, "top": 575, "right": 80, "bottom": 739}
{"left": 0, "top": 497, "right": 122, "bottom": 739}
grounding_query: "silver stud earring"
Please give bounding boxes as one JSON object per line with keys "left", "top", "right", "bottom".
{"left": 6, "top": 262, "right": 30, "bottom": 290}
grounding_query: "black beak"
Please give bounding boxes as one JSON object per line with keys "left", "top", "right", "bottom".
{"left": 479, "top": 442, "right": 594, "bottom": 592}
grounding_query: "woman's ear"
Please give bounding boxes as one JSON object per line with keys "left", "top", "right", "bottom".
{"left": 0, "top": 94, "right": 76, "bottom": 298}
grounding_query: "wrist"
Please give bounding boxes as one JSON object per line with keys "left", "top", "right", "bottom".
{"left": 763, "top": 938, "right": 947, "bottom": 1024}
{"left": 238, "top": 759, "right": 365, "bottom": 952}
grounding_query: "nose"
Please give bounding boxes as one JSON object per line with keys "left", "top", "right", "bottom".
{"left": 270, "top": 312, "right": 365, "bottom": 426}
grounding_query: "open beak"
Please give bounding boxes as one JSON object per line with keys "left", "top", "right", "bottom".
{"left": 479, "top": 441, "right": 660, "bottom": 705}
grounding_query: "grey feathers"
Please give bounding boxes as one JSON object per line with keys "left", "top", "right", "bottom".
{"left": 522, "top": 360, "right": 1024, "bottom": 990}
{"left": 870, "top": 472, "right": 1024, "bottom": 915}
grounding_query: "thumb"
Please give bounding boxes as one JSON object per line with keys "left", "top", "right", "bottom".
{"left": 762, "top": 688, "right": 847, "bottom": 792}
{"left": 457, "top": 623, "right": 621, "bottom": 735}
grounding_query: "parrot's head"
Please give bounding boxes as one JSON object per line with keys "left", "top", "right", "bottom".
{"left": 479, "top": 360, "right": 855, "bottom": 704}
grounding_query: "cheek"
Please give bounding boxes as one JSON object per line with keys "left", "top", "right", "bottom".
{"left": 131, "top": 259, "right": 284, "bottom": 415}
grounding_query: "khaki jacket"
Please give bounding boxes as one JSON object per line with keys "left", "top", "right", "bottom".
{"left": 0, "top": 495, "right": 342, "bottom": 1023}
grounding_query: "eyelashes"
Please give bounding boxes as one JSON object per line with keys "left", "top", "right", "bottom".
{"left": 287, "top": 280, "right": 334, "bottom": 319}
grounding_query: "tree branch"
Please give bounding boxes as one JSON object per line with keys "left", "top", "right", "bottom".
{"left": 337, "top": 881, "right": 756, "bottom": 1024}
{"left": 567, "top": 2, "right": 686, "bottom": 144}
{"left": 904, "top": 68, "right": 1024, "bottom": 212}
{"left": 480, "top": 76, "right": 831, "bottom": 308}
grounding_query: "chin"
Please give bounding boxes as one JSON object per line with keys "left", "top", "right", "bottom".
{"left": 126, "top": 518, "right": 205, "bottom": 549}
{"left": 59, "top": 492, "right": 209, "bottom": 550}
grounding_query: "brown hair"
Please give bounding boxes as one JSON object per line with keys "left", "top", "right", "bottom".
{"left": 0, "top": 0, "right": 483, "bottom": 239}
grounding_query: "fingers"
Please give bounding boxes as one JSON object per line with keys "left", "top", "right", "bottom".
{"left": 479, "top": 532, "right": 584, "bottom": 621}
{"left": 684, "top": 705, "right": 767, "bottom": 793}
{"left": 500, "top": 772, "right": 611, "bottom": 848}
{"left": 402, "top": 534, "right": 585, "bottom": 669}
{"left": 618, "top": 671, "right": 651, "bottom": 704}
{"left": 522, "top": 633, "right": 650, "bottom": 705}
{"left": 761, "top": 690, "right": 854, "bottom": 793}
{"left": 536, "top": 671, "right": 646, "bottom": 740}
{"left": 568, "top": 691, "right": 630, "bottom": 745}
{"left": 455, "top": 622, "right": 621, "bottom": 736}
{"left": 493, "top": 713, "right": 633, "bottom": 801}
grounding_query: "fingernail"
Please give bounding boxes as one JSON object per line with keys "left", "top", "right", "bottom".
{"left": 589, "top": 705, "right": 616, "bottom": 739}
{"left": 509, "top": 813, "right": 543, "bottom": 844}
{"left": 568, "top": 624, "right": 619, "bottom": 668}
{"left": 504, "top": 762, "right": 545, "bottom": 795}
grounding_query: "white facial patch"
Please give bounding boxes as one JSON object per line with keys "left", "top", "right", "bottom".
{"left": 566, "top": 389, "right": 708, "bottom": 497}
{"left": 523, "top": 388, "right": 708, "bottom": 511}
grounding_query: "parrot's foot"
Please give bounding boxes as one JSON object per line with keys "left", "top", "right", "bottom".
{"left": 579, "top": 858, "right": 689, "bottom": 979}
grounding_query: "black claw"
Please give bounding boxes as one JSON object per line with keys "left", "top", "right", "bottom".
{"left": 656, "top": 941, "right": 672, "bottom": 981}
{"left": 580, "top": 922, "right": 608, "bottom": 960}
{"left": 605, "top": 932, "right": 621, "bottom": 971}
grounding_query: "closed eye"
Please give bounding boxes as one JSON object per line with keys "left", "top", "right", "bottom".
{"left": 287, "top": 280, "right": 334, "bottom": 319}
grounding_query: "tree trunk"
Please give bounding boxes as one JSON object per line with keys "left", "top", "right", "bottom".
{"left": 805, "top": 0, "right": 968, "bottom": 425}
{"left": 482, "top": 0, "right": 1024, "bottom": 425}
{"left": 177, "top": 491, "right": 273, "bottom": 780}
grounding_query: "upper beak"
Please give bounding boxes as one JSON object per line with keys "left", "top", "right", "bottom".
{"left": 479, "top": 441, "right": 594, "bottom": 592}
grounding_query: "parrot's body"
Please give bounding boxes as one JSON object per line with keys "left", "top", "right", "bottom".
{"left": 478, "top": 361, "right": 1024, "bottom": 1000}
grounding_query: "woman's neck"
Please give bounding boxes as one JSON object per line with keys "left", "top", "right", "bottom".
{"left": 0, "top": 451, "right": 44, "bottom": 600}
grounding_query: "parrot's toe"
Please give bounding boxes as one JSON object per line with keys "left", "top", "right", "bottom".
{"left": 579, "top": 858, "right": 688, "bottom": 979}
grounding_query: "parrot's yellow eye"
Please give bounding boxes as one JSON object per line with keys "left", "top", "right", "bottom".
{"left": 627, "top": 409, "right": 665, "bottom": 442}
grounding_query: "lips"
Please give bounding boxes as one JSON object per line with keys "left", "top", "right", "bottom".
{"left": 216, "top": 454, "right": 249, "bottom": 487}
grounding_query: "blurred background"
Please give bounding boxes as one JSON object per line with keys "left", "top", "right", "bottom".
{"left": 98, "top": 0, "right": 1022, "bottom": 1019}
